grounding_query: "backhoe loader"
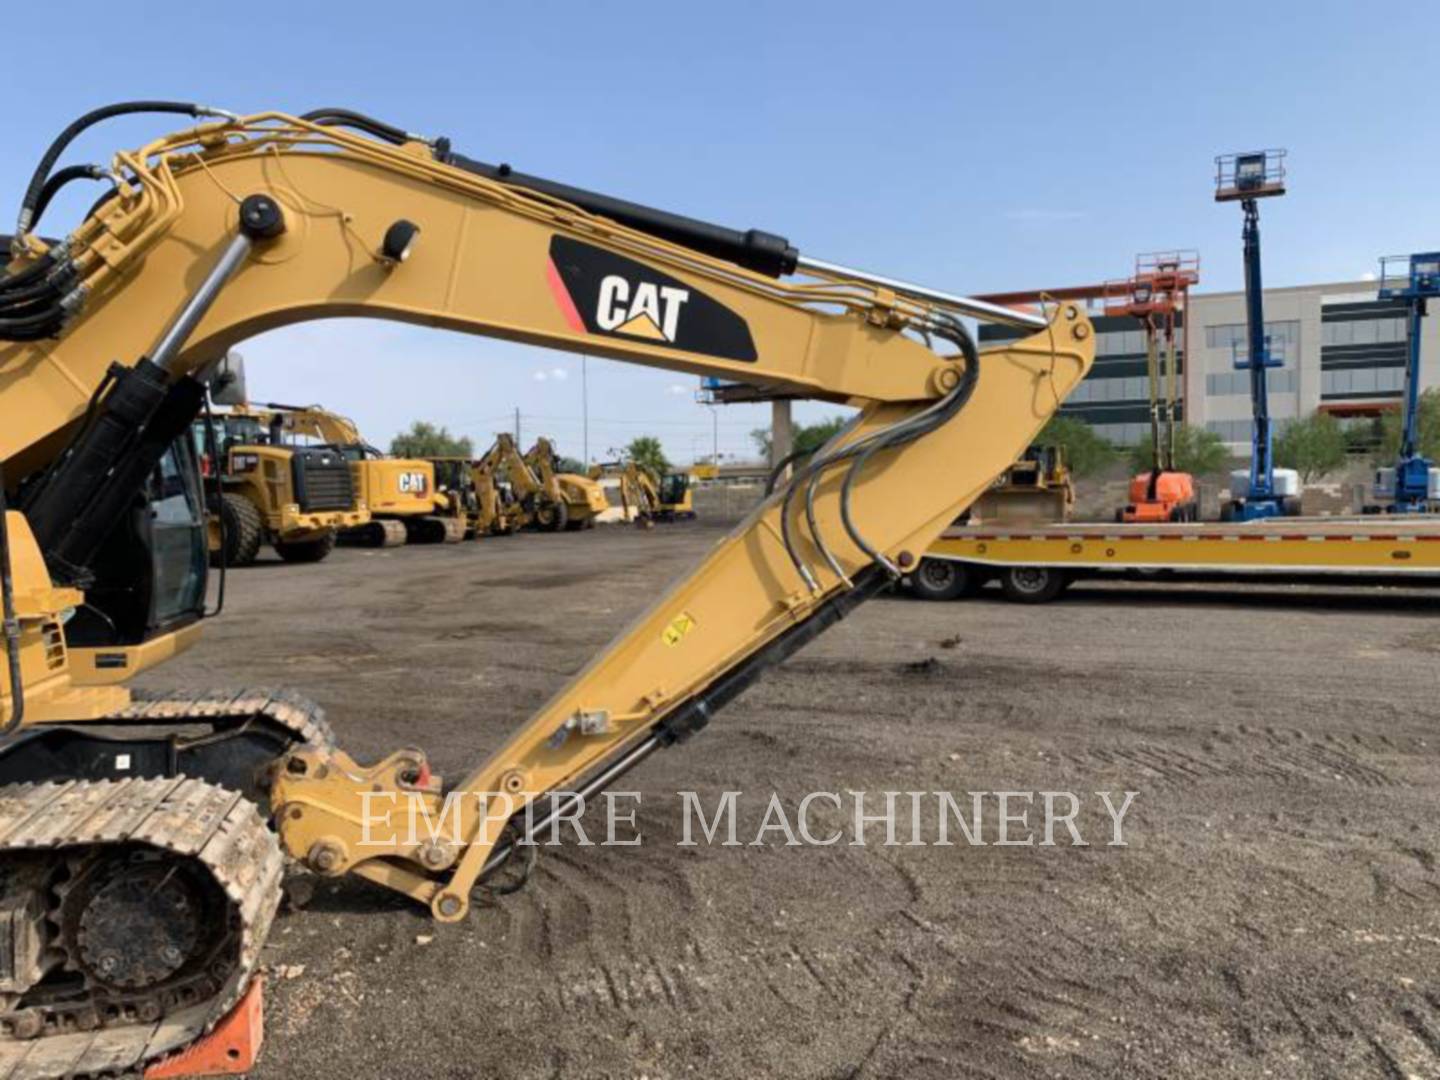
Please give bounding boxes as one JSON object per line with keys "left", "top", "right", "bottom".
{"left": 427, "top": 456, "right": 522, "bottom": 538}
{"left": 524, "top": 437, "right": 609, "bottom": 528}
{"left": 481, "top": 433, "right": 571, "bottom": 531}
{"left": 256, "top": 402, "right": 463, "bottom": 545}
{"left": 191, "top": 407, "right": 369, "bottom": 565}
{"left": 0, "top": 101, "right": 1089, "bottom": 1077}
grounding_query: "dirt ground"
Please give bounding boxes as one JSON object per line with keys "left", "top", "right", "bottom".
{"left": 144, "top": 522, "right": 1440, "bottom": 1079}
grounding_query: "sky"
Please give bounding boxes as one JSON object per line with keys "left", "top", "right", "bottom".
{"left": 6, "top": 2, "right": 1437, "bottom": 465}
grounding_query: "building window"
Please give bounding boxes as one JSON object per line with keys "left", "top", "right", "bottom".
{"left": 1321, "top": 316, "right": 1406, "bottom": 347}
{"left": 1320, "top": 367, "right": 1404, "bottom": 397}
{"left": 1204, "top": 369, "right": 1296, "bottom": 396}
{"left": 1205, "top": 320, "right": 1299, "bottom": 352}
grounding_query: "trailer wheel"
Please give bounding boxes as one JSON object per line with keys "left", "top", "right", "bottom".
{"left": 999, "top": 565, "right": 1069, "bottom": 604}
{"left": 1282, "top": 496, "right": 1304, "bottom": 517}
{"left": 909, "top": 558, "right": 980, "bottom": 601}
{"left": 274, "top": 529, "right": 337, "bottom": 564}
{"left": 213, "top": 493, "right": 263, "bottom": 568}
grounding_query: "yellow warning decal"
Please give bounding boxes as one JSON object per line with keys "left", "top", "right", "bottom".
{"left": 661, "top": 611, "right": 697, "bottom": 647}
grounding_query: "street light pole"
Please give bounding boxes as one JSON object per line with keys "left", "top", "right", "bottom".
{"left": 581, "top": 355, "right": 589, "bottom": 465}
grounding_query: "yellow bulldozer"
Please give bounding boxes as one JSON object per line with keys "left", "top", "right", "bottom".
{"left": 191, "top": 407, "right": 369, "bottom": 565}
{"left": 0, "top": 101, "right": 1089, "bottom": 1076}
{"left": 253, "top": 403, "right": 464, "bottom": 545}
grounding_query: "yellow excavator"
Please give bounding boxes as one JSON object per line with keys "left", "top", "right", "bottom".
{"left": 254, "top": 402, "right": 463, "bottom": 545}
{"left": 595, "top": 459, "right": 662, "bottom": 524}
{"left": 427, "top": 456, "right": 522, "bottom": 538}
{"left": 523, "top": 437, "right": 609, "bottom": 529}
{"left": 0, "top": 102, "right": 1089, "bottom": 1076}
{"left": 656, "top": 469, "right": 696, "bottom": 521}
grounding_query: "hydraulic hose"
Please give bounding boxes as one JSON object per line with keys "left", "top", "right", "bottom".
{"left": 300, "top": 108, "right": 419, "bottom": 146}
{"left": 16, "top": 101, "right": 235, "bottom": 240}
{"left": 31, "top": 164, "right": 107, "bottom": 230}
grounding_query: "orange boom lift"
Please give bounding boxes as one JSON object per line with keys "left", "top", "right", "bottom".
{"left": 1109, "top": 251, "right": 1201, "bottom": 523}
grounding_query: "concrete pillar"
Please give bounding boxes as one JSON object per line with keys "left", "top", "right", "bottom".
{"left": 770, "top": 400, "right": 794, "bottom": 473}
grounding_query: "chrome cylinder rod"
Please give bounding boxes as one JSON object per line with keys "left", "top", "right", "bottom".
{"left": 798, "top": 254, "right": 1048, "bottom": 330}
{"left": 150, "top": 232, "right": 255, "bottom": 374}
{"left": 481, "top": 734, "right": 661, "bottom": 875}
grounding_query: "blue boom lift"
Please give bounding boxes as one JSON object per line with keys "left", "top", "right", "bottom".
{"left": 1372, "top": 252, "right": 1440, "bottom": 513}
{"left": 1215, "top": 150, "right": 1300, "bottom": 521}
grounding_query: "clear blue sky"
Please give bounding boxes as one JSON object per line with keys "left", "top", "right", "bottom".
{"left": 7, "top": 2, "right": 1436, "bottom": 463}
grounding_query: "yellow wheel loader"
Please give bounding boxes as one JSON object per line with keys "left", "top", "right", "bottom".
{"left": 251, "top": 403, "right": 463, "bottom": 546}
{"left": 191, "top": 409, "right": 369, "bottom": 566}
{"left": 0, "top": 101, "right": 1089, "bottom": 1076}
{"left": 523, "top": 437, "right": 609, "bottom": 529}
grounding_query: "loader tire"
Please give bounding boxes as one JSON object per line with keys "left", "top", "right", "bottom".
{"left": 214, "top": 493, "right": 263, "bottom": 568}
{"left": 534, "top": 498, "right": 569, "bottom": 532}
{"left": 274, "top": 529, "right": 338, "bottom": 564}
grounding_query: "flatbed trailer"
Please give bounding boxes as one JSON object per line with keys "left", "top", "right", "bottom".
{"left": 910, "top": 517, "right": 1440, "bottom": 602}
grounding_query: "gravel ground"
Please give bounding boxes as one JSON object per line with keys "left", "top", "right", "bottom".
{"left": 143, "top": 522, "right": 1440, "bottom": 1079}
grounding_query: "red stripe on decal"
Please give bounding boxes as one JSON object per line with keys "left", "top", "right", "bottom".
{"left": 546, "top": 256, "right": 585, "bottom": 333}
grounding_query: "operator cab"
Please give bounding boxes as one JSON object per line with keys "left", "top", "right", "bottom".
{"left": 64, "top": 435, "right": 208, "bottom": 649}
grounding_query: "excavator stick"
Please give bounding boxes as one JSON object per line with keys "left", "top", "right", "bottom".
{"left": 272, "top": 308, "right": 1091, "bottom": 920}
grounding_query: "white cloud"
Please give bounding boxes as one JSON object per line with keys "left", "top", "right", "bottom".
{"left": 1361, "top": 271, "right": 1377, "bottom": 282}
{"left": 665, "top": 384, "right": 689, "bottom": 396}
{"left": 533, "top": 371, "right": 548, "bottom": 381}
{"left": 550, "top": 367, "right": 569, "bottom": 381}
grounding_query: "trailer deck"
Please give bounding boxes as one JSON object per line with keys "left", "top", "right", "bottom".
{"left": 917, "top": 516, "right": 1440, "bottom": 601}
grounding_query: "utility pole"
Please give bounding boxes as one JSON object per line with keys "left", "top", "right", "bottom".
{"left": 771, "top": 400, "right": 794, "bottom": 475}
{"left": 710, "top": 405, "right": 718, "bottom": 466}
{"left": 582, "top": 355, "right": 589, "bottom": 465}
{"left": 514, "top": 406, "right": 521, "bottom": 444}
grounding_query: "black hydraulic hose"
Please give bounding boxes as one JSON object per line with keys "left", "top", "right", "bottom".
{"left": 0, "top": 249, "right": 56, "bottom": 293}
{"left": 838, "top": 321, "right": 980, "bottom": 570}
{"left": 17, "top": 101, "right": 221, "bottom": 237}
{"left": 0, "top": 308, "right": 65, "bottom": 340}
{"left": 0, "top": 460, "right": 23, "bottom": 737}
{"left": 31, "top": 164, "right": 107, "bottom": 229}
{"left": 300, "top": 108, "right": 412, "bottom": 145}
{"left": 764, "top": 446, "right": 815, "bottom": 495}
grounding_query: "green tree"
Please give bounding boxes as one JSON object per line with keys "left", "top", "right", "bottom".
{"left": 556, "top": 455, "right": 586, "bottom": 474}
{"left": 1378, "top": 387, "right": 1440, "bottom": 463}
{"left": 626, "top": 436, "right": 670, "bottom": 477}
{"left": 750, "top": 415, "right": 849, "bottom": 461}
{"left": 389, "top": 421, "right": 473, "bottom": 458}
{"left": 1126, "top": 424, "right": 1229, "bottom": 476}
{"left": 1036, "top": 415, "right": 1116, "bottom": 478}
{"left": 1274, "top": 412, "right": 1348, "bottom": 482}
